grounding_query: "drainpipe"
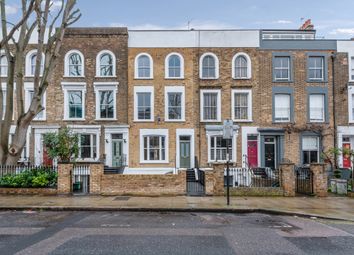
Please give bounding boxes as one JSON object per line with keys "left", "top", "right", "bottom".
{"left": 331, "top": 53, "right": 337, "bottom": 149}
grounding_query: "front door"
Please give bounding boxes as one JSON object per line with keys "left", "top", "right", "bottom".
{"left": 42, "top": 137, "right": 53, "bottom": 166}
{"left": 264, "top": 137, "right": 276, "bottom": 169}
{"left": 247, "top": 135, "right": 258, "bottom": 168}
{"left": 343, "top": 139, "right": 351, "bottom": 168}
{"left": 112, "top": 139, "right": 123, "bottom": 167}
{"left": 180, "top": 136, "right": 191, "bottom": 168}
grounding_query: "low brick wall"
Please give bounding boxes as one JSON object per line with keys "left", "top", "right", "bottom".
{"left": 100, "top": 171, "right": 186, "bottom": 196}
{"left": 229, "top": 187, "right": 284, "bottom": 196}
{"left": 0, "top": 187, "right": 57, "bottom": 195}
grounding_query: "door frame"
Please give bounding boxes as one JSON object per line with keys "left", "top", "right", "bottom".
{"left": 179, "top": 137, "right": 191, "bottom": 168}
{"left": 112, "top": 138, "right": 124, "bottom": 167}
{"left": 247, "top": 136, "right": 258, "bottom": 168}
{"left": 176, "top": 129, "right": 195, "bottom": 169}
{"left": 264, "top": 136, "right": 276, "bottom": 169}
{"left": 104, "top": 126, "right": 129, "bottom": 167}
{"left": 34, "top": 125, "right": 59, "bottom": 165}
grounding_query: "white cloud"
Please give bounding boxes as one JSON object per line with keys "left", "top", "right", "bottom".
{"left": 274, "top": 20, "right": 293, "bottom": 24}
{"left": 109, "top": 20, "right": 237, "bottom": 30}
{"left": 329, "top": 28, "right": 354, "bottom": 35}
{"left": 5, "top": 5, "right": 18, "bottom": 15}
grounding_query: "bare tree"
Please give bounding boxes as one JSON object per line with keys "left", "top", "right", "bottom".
{"left": 0, "top": 0, "right": 81, "bottom": 165}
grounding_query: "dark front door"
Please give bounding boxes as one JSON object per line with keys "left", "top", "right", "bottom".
{"left": 180, "top": 136, "right": 191, "bottom": 168}
{"left": 264, "top": 137, "right": 275, "bottom": 169}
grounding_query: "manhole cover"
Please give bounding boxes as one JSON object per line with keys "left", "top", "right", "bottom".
{"left": 114, "top": 196, "right": 130, "bottom": 201}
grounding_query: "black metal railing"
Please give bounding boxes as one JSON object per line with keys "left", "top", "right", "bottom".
{"left": 0, "top": 165, "right": 58, "bottom": 188}
{"left": 224, "top": 167, "right": 280, "bottom": 188}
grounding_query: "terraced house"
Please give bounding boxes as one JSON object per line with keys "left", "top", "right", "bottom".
{"left": 0, "top": 24, "right": 345, "bottom": 176}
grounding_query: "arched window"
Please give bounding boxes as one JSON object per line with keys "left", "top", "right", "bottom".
{"left": 0, "top": 55, "right": 7, "bottom": 76}
{"left": 25, "top": 50, "right": 44, "bottom": 76}
{"left": 135, "top": 53, "right": 153, "bottom": 79}
{"left": 232, "top": 53, "right": 251, "bottom": 79}
{"left": 69, "top": 53, "right": 82, "bottom": 76}
{"left": 165, "top": 53, "right": 184, "bottom": 78}
{"left": 64, "top": 50, "right": 84, "bottom": 77}
{"left": 200, "top": 53, "right": 219, "bottom": 79}
{"left": 96, "top": 50, "right": 116, "bottom": 77}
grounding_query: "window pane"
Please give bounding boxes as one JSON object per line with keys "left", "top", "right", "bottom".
{"left": 209, "top": 136, "right": 232, "bottom": 161}
{"left": 203, "top": 92, "right": 218, "bottom": 120}
{"left": 274, "top": 57, "right": 290, "bottom": 80}
{"left": 168, "top": 55, "right": 181, "bottom": 78}
{"left": 69, "top": 53, "right": 82, "bottom": 76}
{"left": 202, "top": 56, "right": 216, "bottom": 78}
{"left": 274, "top": 94, "right": 290, "bottom": 122}
{"left": 0, "top": 55, "right": 7, "bottom": 76}
{"left": 234, "top": 93, "right": 248, "bottom": 120}
{"left": 309, "top": 94, "right": 324, "bottom": 122}
{"left": 68, "top": 91, "right": 83, "bottom": 118}
{"left": 100, "top": 54, "right": 113, "bottom": 76}
{"left": 168, "top": 92, "right": 182, "bottom": 120}
{"left": 308, "top": 56, "right": 324, "bottom": 80}
{"left": 80, "top": 134, "right": 91, "bottom": 158}
{"left": 302, "top": 136, "right": 318, "bottom": 150}
{"left": 99, "top": 90, "right": 114, "bottom": 118}
{"left": 138, "top": 56, "right": 150, "bottom": 78}
{"left": 235, "top": 56, "right": 248, "bottom": 78}
{"left": 137, "top": 92, "right": 151, "bottom": 119}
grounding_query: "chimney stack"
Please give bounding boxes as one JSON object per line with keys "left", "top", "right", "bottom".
{"left": 299, "top": 19, "right": 314, "bottom": 30}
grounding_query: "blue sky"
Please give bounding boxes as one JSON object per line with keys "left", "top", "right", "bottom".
{"left": 5, "top": 0, "right": 354, "bottom": 39}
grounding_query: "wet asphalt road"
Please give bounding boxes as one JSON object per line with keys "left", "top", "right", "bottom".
{"left": 0, "top": 210, "right": 354, "bottom": 255}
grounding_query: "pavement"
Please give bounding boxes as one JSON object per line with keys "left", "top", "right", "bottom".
{"left": 0, "top": 195, "right": 353, "bottom": 222}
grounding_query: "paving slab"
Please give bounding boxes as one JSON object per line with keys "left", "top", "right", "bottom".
{"left": 0, "top": 195, "right": 353, "bottom": 221}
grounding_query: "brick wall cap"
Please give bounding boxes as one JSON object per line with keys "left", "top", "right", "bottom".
{"left": 65, "top": 27, "right": 128, "bottom": 36}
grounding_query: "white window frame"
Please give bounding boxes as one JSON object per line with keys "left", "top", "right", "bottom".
{"left": 68, "top": 125, "right": 100, "bottom": 162}
{"left": 93, "top": 82, "right": 118, "bottom": 120}
{"left": 164, "top": 86, "right": 185, "bottom": 122}
{"left": 165, "top": 52, "right": 184, "bottom": 79}
{"left": 25, "top": 49, "right": 45, "bottom": 77}
{"left": 348, "top": 86, "right": 354, "bottom": 123}
{"left": 96, "top": 50, "right": 116, "bottom": 77}
{"left": 200, "top": 89, "right": 221, "bottom": 122}
{"left": 140, "top": 129, "right": 169, "bottom": 164}
{"left": 134, "top": 53, "right": 153, "bottom": 79}
{"left": 309, "top": 94, "right": 325, "bottom": 123}
{"left": 308, "top": 56, "right": 324, "bottom": 81}
{"left": 134, "top": 86, "right": 154, "bottom": 122}
{"left": 274, "top": 94, "right": 291, "bottom": 123}
{"left": 0, "top": 52, "right": 7, "bottom": 77}
{"left": 231, "top": 89, "right": 252, "bottom": 122}
{"left": 350, "top": 56, "right": 354, "bottom": 82}
{"left": 302, "top": 136, "right": 320, "bottom": 165}
{"left": 24, "top": 82, "right": 46, "bottom": 121}
{"left": 64, "top": 49, "right": 85, "bottom": 77}
{"left": 232, "top": 52, "right": 252, "bottom": 79}
{"left": 62, "top": 82, "right": 86, "bottom": 121}
{"left": 199, "top": 52, "right": 219, "bottom": 79}
{"left": 206, "top": 129, "right": 237, "bottom": 163}
{"left": 274, "top": 56, "right": 290, "bottom": 81}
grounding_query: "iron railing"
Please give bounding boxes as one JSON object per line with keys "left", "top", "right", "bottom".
{"left": 224, "top": 167, "right": 280, "bottom": 188}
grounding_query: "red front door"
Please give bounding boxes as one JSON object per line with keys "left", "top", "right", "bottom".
{"left": 343, "top": 143, "right": 351, "bottom": 168}
{"left": 247, "top": 140, "right": 258, "bottom": 168}
{"left": 42, "top": 141, "right": 53, "bottom": 166}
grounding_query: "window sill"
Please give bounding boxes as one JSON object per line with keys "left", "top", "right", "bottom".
{"left": 134, "top": 77, "right": 154, "bottom": 80}
{"left": 199, "top": 77, "right": 219, "bottom": 80}
{"left": 165, "top": 119, "right": 186, "bottom": 122}
{"left": 63, "top": 118, "right": 86, "bottom": 121}
{"left": 95, "top": 75, "right": 117, "bottom": 78}
{"left": 63, "top": 75, "right": 85, "bottom": 78}
{"left": 306, "top": 80, "right": 327, "bottom": 83}
{"left": 273, "top": 80, "right": 293, "bottom": 83}
{"left": 95, "top": 118, "right": 117, "bottom": 121}
{"left": 165, "top": 77, "right": 185, "bottom": 80}
{"left": 133, "top": 119, "right": 154, "bottom": 122}
{"left": 208, "top": 160, "right": 235, "bottom": 164}
{"left": 200, "top": 119, "right": 221, "bottom": 123}
{"left": 233, "top": 77, "right": 251, "bottom": 80}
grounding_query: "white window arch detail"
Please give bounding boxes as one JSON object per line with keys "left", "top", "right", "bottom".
{"left": 232, "top": 52, "right": 252, "bottom": 79}
{"left": 165, "top": 52, "right": 184, "bottom": 79}
{"left": 25, "top": 49, "right": 45, "bottom": 77}
{"left": 134, "top": 53, "right": 153, "bottom": 79}
{"left": 199, "top": 53, "right": 219, "bottom": 79}
{"left": 96, "top": 50, "right": 116, "bottom": 77}
{"left": 64, "top": 49, "right": 85, "bottom": 77}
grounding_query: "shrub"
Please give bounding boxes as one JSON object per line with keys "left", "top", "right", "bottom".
{"left": 0, "top": 168, "right": 57, "bottom": 188}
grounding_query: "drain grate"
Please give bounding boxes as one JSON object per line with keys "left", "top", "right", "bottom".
{"left": 114, "top": 196, "right": 131, "bottom": 201}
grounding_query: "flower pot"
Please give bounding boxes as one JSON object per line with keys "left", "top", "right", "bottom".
{"left": 330, "top": 179, "right": 337, "bottom": 193}
{"left": 336, "top": 179, "right": 348, "bottom": 195}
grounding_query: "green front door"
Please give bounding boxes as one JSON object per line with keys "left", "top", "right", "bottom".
{"left": 180, "top": 136, "right": 191, "bottom": 168}
{"left": 112, "top": 139, "right": 123, "bottom": 167}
